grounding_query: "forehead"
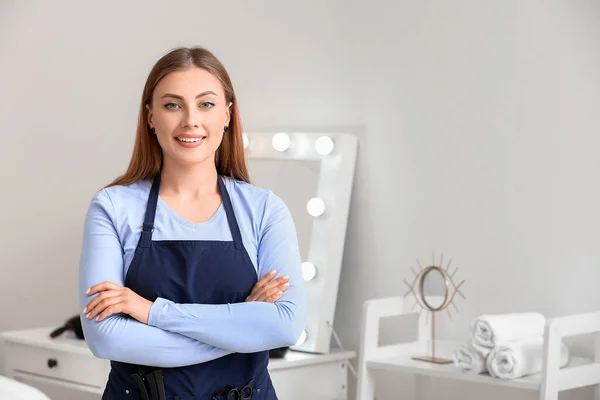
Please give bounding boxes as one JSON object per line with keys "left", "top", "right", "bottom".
{"left": 154, "top": 67, "right": 224, "bottom": 98}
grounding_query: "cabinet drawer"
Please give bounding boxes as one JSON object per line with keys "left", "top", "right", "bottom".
{"left": 270, "top": 361, "right": 347, "bottom": 399}
{"left": 6, "top": 343, "right": 106, "bottom": 388}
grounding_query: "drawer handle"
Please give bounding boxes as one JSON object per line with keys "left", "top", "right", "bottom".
{"left": 47, "top": 358, "right": 58, "bottom": 369}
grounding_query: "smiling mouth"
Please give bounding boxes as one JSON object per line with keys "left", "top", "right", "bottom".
{"left": 176, "top": 137, "right": 205, "bottom": 142}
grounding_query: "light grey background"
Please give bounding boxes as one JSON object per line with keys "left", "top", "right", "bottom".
{"left": 1, "top": 1, "right": 600, "bottom": 399}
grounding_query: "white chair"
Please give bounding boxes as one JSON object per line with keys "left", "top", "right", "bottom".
{"left": 356, "top": 296, "right": 600, "bottom": 400}
{"left": 0, "top": 375, "right": 51, "bottom": 400}
{"left": 540, "top": 310, "right": 600, "bottom": 399}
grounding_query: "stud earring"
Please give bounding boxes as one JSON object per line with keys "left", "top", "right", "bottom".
{"left": 149, "top": 127, "right": 156, "bottom": 135}
{"left": 224, "top": 126, "right": 229, "bottom": 133}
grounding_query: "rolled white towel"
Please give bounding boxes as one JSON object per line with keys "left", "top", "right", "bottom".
{"left": 487, "top": 337, "right": 570, "bottom": 379}
{"left": 452, "top": 341, "right": 491, "bottom": 374}
{"left": 471, "top": 312, "right": 546, "bottom": 349}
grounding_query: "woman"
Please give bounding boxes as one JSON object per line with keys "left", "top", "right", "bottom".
{"left": 78, "top": 46, "right": 306, "bottom": 399}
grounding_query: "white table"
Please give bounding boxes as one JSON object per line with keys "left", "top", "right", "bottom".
{"left": 2, "top": 327, "right": 355, "bottom": 399}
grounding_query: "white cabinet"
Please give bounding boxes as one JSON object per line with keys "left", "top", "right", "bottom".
{"left": 2, "top": 327, "right": 354, "bottom": 399}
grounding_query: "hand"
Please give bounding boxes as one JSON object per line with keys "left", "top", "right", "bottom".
{"left": 245, "top": 270, "right": 290, "bottom": 303}
{"left": 83, "top": 281, "right": 153, "bottom": 324}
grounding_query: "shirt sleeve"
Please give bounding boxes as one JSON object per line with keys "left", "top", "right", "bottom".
{"left": 147, "top": 191, "right": 307, "bottom": 353}
{"left": 78, "top": 189, "right": 232, "bottom": 367}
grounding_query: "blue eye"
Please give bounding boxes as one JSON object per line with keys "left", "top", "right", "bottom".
{"left": 200, "top": 102, "right": 215, "bottom": 109}
{"left": 164, "top": 102, "right": 179, "bottom": 110}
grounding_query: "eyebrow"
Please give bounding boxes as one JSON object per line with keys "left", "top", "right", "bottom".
{"left": 161, "top": 91, "right": 218, "bottom": 100}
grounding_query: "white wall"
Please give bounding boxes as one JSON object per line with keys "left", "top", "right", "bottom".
{"left": 1, "top": 1, "right": 600, "bottom": 399}
{"left": 336, "top": 1, "right": 600, "bottom": 399}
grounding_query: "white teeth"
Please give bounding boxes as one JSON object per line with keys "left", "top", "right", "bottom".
{"left": 177, "top": 137, "right": 203, "bottom": 142}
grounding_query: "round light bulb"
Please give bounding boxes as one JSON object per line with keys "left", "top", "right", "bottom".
{"left": 242, "top": 133, "right": 249, "bottom": 149}
{"left": 301, "top": 262, "right": 317, "bottom": 281}
{"left": 272, "top": 133, "right": 291, "bottom": 152}
{"left": 315, "top": 136, "right": 334, "bottom": 156}
{"left": 306, "top": 197, "right": 325, "bottom": 217}
{"left": 295, "top": 329, "right": 308, "bottom": 346}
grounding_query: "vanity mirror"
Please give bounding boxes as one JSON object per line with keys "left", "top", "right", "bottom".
{"left": 244, "top": 132, "right": 358, "bottom": 354}
{"left": 404, "top": 254, "right": 466, "bottom": 364}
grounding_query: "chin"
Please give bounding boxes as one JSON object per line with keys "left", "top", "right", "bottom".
{"left": 163, "top": 144, "right": 217, "bottom": 166}
{"left": 176, "top": 152, "right": 215, "bottom": 167}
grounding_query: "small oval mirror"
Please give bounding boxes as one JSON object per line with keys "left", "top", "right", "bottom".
{"left": 421, "top": 267, "right": 448, "bottom": 310}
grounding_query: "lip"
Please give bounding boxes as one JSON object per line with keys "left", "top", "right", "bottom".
{"left": 175, "top": 133, "right": 206, "bottom": 138}
{"left": 176, "top": 134, "right": 206, "bottom": 139}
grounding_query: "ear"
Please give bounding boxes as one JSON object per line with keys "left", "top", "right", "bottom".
{"left": 146, "top": 104, "right": 154, "bottom": 128}
{"left": 225, "top": 102, "right": 232, "bottom": 127}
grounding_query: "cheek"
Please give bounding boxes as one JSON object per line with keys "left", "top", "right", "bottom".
{"left": 153, "top": 111, "right": 177, "bottom": 130}
{"left": 154, "top": 134, "right": 173, "bottom": 151}
{"left": 209, "top": 131, "right": 225, "bottom": 149}
{"left": 206, "top": 113, "right": 227, "bottom": 130}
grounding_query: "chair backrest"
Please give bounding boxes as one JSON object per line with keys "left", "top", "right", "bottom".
{"left": 539, "top": 311, "right": 600, "bottom": 400}
{"left": 356, "top": 296, "right": 431, "bottom": 400}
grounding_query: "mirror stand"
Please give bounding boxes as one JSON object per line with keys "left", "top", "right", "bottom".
{"left": 403, "top": 254, "right": 466, "bottom": 365}
{"left": 412, "top": 310, "right": 450, "bottom": 364}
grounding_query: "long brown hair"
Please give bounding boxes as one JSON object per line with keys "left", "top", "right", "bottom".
{"left": 105, "top": 46, "right": 249, "bottom": 188}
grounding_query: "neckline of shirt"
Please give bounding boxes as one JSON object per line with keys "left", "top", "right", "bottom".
{"left": 144, "top": 177, "right": 229, "bottom": 230}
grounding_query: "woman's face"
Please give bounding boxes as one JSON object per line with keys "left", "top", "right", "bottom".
{"left": 147, "top": 67, "right": 231, "bottom": 167}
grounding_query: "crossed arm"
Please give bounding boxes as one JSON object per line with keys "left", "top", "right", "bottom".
{"left": 79, "top": 190, "right": 306, "bottom": 367}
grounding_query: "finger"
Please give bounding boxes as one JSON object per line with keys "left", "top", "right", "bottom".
{"left": 85, "top": 290, "right": 120, "bottom": 311}
{"left": 96, "top": 304, "right": 123, "bottom": 322}
{"left": 247, "top": 281, "right": 280, "bottom": 302}
{"left": 254, "top": 276, "right": 288, "bottom": 297}
{"left": 279, "top": 281, "right": 291, "bottom": 292}
{"left": 253, "top": 276, "right": 289, "bottom": 300}
{"left": 259, "top": 284, "right": 289, "bottom": 301}
{"left": 253, "top": 270, "right": 278, "bottom": 290}
{"left": 86, "top": 281, "right": 121, "bottom": 296}
{"left": 248, "top": 270, "right": 277, "bottom": 298}
{"left": 265, "top": 292, "right": 283, "bottom": 303}
{"left": 86, "top": 281, "right": 116, "bottom": 296}
{"left": 84, "top": 290, "right": 121, "bottom": 315}
{"left": 247, "top": 272, "right": 286, "bottom": 301}
{"left": 87, "top": 295, "right": 123, "bottom": 320}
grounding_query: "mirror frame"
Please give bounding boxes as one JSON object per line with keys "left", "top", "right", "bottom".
{"left": 244, "top": 132, "right": 358, "bottom": 354}
{"left": 418, "top": 266, "right": 449, "bottom": 311}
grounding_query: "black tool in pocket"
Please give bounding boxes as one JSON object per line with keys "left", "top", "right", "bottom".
{"left": 131, "top": 369, "right": 166, "bottom": 400}
{"left": 211, "top": 379, "right": 256, "bottom": 400}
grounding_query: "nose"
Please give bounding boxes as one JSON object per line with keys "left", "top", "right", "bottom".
{"left": 181, "top": 107, "right": 200, "bottom": 128}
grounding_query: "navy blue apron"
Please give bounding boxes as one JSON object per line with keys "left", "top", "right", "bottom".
{"left": 102, "top": 173, "right": 276, "bottom": 400}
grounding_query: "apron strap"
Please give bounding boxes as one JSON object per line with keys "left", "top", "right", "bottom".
{"left": 218, "top": 177, "right": 245, "bottom": 250}
{"left": 140, "top": 173, "right": 161, "bottom": 248}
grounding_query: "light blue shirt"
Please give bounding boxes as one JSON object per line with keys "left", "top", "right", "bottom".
{"left": 78, "top": 177, "right": 306, "bottom": 368}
